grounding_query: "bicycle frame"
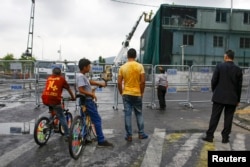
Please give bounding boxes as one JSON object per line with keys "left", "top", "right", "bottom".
{"left": 34, "top": 97, "right": 73, "bottom": 146}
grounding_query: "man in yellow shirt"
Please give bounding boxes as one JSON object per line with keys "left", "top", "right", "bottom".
{"left": 118, "top": 48, "right": 148, "bottom": 142}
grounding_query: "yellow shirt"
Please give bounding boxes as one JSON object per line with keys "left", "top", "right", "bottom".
{"left": 118, "top": 61, "right": 145, "bottom": 96}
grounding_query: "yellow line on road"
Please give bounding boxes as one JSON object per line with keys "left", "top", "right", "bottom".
{"left": 196, "top": 142, "right": 215, "bottom": 167}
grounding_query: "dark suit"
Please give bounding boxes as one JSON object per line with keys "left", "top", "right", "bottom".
{"left": 206, "top": 61, "right": 243, "bottom": 140}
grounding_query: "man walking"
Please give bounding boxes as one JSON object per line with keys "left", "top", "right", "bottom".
{"left": 202, "top": 49, "right": 243, "bottom": 143}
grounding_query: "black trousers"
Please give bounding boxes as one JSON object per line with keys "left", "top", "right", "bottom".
{"left": 157, "top": 85, "right": 167, "bottom": 109}
{"left": 206, "top": 102, "right": 236, "bottom": 139}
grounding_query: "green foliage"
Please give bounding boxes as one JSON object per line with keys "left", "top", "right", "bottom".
{"left": 1, "top": 54, "right": 15, "bottom": 60}
{"left": 98, "top": 56, "right": 106, "bottom": 64}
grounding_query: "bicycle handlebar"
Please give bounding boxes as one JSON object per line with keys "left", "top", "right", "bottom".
{"left": 62, "top": 97, "right": 75, "bottom": 101}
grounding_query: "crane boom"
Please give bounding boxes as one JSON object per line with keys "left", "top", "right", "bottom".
{"left": 113, "top": 12, "right": 145, "bottom": 65}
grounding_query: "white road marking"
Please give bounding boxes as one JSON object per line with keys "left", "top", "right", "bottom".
{"left": 214, "top": 132, "right": 231, "bottom": 151}
{"left": 232, "top": 133, "right": 246, "bottom": 150}
{"left": 66, "top": 129, "right": 114, "bottom": 166}
{"left": 0, "top": 139, "right": 36, "bottom": 167}
{"left": 141, "top": 128, "right": 166, "bottom": 167}
{"left": 166, "top": 133, "right": 202, "bottom": 167}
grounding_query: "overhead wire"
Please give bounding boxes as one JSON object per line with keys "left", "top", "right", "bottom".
{"left": 110, "top": 0, "right": 159, "bottom": 8}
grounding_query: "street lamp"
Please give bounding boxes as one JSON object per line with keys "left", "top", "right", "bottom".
{"left": 180, "top": 45, "right": 187, "bottom": 66}
{"left": 37, "top": 36, "right": 44, "bottom": 60}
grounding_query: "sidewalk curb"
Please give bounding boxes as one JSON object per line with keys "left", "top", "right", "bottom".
{"left": 233, "top": 104, "right": 250, "bottom": 131}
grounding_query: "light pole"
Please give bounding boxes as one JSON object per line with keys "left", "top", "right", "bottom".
{"left": 180, "top": 45, "right": 187, "bottom": 66}
{"left": 37, "top": 36, "right": 44, "bottom": 60}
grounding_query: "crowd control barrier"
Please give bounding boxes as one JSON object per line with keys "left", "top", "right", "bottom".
{"left": 151, "top": 65, "right": 192, "bottom": 109}
{"left": 0, "top": 60, "right": 37, "bottom": 105}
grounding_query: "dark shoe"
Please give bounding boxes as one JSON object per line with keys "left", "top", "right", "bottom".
{"left": 222, "top": 138, "right": 229, "bottom": 144}
{"left": 84, "top": 139, "right": 92, "bottom": 145}
{"left": 97, "top": 140, "right": 114, "bottom": 147}
{"left": 125, "top": 136, "right": 132, "bottom": 142}
{"left": 202, "top": 137, "right": 213, "bottom": 143}
{"left": 139, "top": 134, "right": 148, "bottom": 139}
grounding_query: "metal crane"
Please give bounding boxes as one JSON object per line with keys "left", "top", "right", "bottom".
{"left": 23, "top": 0, "right": 35, "bottom": 57}
{"left": 113, "top": 10, "right": 153, "bottom": 66}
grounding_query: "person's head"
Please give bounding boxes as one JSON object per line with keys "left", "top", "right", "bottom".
{"left": 52, "top": 67, "right": 61, "bottom": 75}
{"left": 158, "top": 66, "right": 165, "bottom": 73}
{"left": 224, "top": 49, "right": 234, "bottom": 61}
{"left": 127, "top": 48, "right": 137, "bottom": 59}
{"left": 78, "top": 58, "right": 91, "bottom": 73}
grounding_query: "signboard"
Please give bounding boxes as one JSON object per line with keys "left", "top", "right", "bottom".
{"left": 10, "top": 63, "right": 22, "bottom": 70}
{"left": 92, "top": 65, "right": 103, "bottom": 73}
{"left": 10, "top": 84, "right": 23, "bottom": 90}
{"left": 167, "top": 69, "right": 177, "bottom": 75}
{"left": 200, "top": 68, "right": 209, "bottom": 73}
{"left": 167, "top": 87, "right": 177, "bottom": 93}
{"left": 201, "top": 87, "right": 209, "bottom": 92}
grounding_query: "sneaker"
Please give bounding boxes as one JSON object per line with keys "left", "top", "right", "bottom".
{"left": 125, "top": 136, "right": 132, "bottom": 142}
{"left": 97, "top": 140, "right": 114, "bottom": 147}
{"left": 138, "top": 134, "right": 148, "bottom": 139}
{"left": 202, "top": 137, "right": 213, "bottom": 143}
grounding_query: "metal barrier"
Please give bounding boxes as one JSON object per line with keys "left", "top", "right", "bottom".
{"left": 151, "top": 65, "right": 192, "bottom": 109}
{"left": 189, "top": 65, "right": 250, "bottom": 107}
{"left": 189, "top": 65, "right": 215, "bottom": 105}
{"left": 0, "top": 60, "right": 37, "bottom": 105}
{"left": 240, "top": 67, "right": 250, "bottom": 103}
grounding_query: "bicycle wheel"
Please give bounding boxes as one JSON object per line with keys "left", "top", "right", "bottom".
{"left": 33, "top": 117, "right": 51, "bottom": 146}
{"left": 68, "top": 115, "right": 86, "bottom": 160}
{"left": 59, "top": 112, "right": 73, "bottom": 135}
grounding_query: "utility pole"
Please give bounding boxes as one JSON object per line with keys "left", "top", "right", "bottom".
{"left": 23, "top": 0, "right": 35, "bottom": 57}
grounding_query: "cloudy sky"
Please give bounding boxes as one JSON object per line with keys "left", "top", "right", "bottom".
{"left": 0, "top": 0, "right": 249, "bottom": 62}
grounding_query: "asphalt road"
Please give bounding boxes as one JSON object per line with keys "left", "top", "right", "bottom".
{"left": 0, "top": 86, "right": 249, "bottom": 167}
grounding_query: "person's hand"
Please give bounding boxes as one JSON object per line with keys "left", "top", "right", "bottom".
{"left": 99, "top": 82, "right": 107, "bottom": 88}
{"left": 71, "top": 96, "right": 76, "bottom": 101}
{"left": 92, "top": 93, "right": 97, "bottom": 102}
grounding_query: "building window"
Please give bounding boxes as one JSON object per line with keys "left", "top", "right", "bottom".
{"left": 212, "top": 61, "right": 221, "bottom": 65}
{"left": 239, "top": 62, "right": 249, "bottom": 67}
{"left": 216, "top": 10, "right": 227, "bottom": 22}
{"left": 183, "top": 34, "right": 194, "bottom": 46}
{"left": 240, "top": 37, "right": 250, "bottom": 48}
{"left": 213, "top": 36, "right": 223, "bottom": 47}
{"left": 184, "top": 60, "right": 193, "bottom": 67}
{"left": 243, "top": 12, "right": 250, "bottom": 24}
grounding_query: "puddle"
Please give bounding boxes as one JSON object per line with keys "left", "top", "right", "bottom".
{"left": 0, "top": 121, "right": 35, "bottom": 135}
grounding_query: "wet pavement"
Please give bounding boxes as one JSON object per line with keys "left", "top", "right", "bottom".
{"left": 0, "top": 86, "right": 249, "bottom": 167}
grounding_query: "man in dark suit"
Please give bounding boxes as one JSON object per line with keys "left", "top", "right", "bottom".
{"left": 202, "top": 49, "right": 243, "bottom": 143}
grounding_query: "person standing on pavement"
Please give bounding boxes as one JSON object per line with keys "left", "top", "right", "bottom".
{"left": 76, "top": 58, "right": 113, "bottom": 147}
{"left": 156, "top": 66, "right": 168, "bottom": 110}
{"left": 41, "top": 67, "right": 75, "bottom": 142}
{"left": 202, "top": 49, "right": 243, "bottom": 144}
{"left": 118, "top": 48, "right": 148, "bottom": 142}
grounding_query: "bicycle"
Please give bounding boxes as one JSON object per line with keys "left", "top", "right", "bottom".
{"left": 33, "top": 97, "right": 73, "bottom": 146}
{"left": 68, "top": 94, "right": 97, "bottom": 159}
{"left": 68, "top": 78, "right": 108, "bottom": 159}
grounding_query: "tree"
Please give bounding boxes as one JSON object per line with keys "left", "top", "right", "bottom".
{"left": 98, "top": 56, "right": 106, "bottom": 64}
{"left": 1, "top": 54, "right": 15, "bottom": 60}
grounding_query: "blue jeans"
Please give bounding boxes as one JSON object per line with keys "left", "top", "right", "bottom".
{"left": 80, "top": 99, "right": 105, "bottom": 143}
{"left": 50, "top": 104, "right": 69, "bottom": 136}
{"left": 122, "top": 95, "right": 145, "bottom": 137}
